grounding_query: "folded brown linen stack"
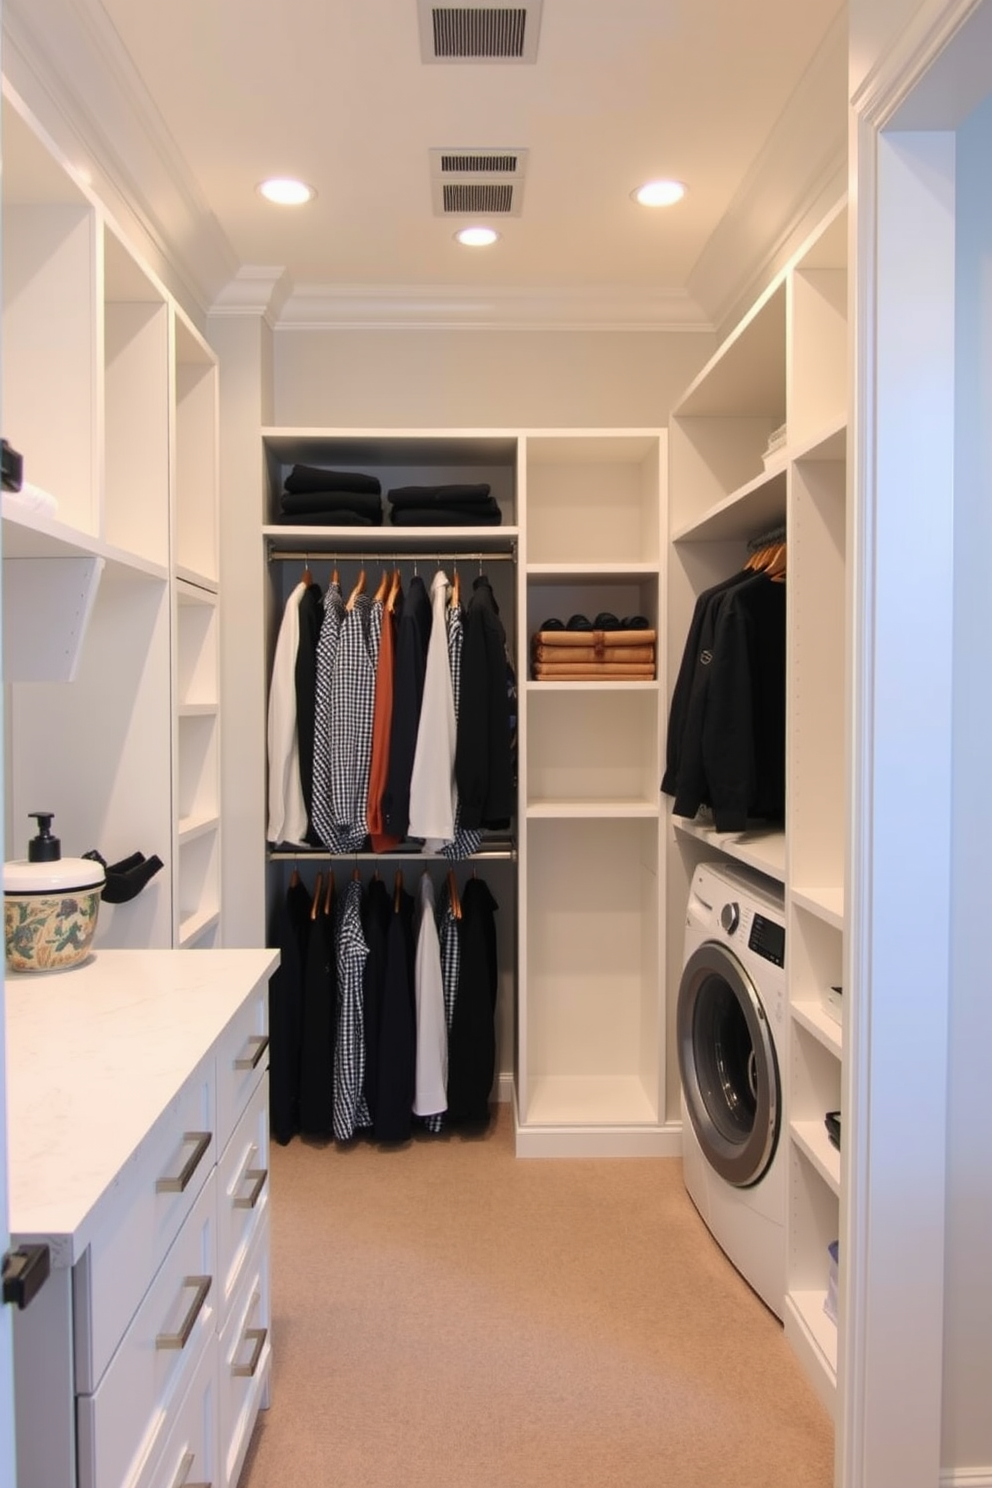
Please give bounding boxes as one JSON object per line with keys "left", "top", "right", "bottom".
{"left": 530, "top": 627, "right": 656, "bottom": 680}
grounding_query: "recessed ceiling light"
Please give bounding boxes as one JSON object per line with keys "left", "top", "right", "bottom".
{"left": 257, "top": 177, "right": 316, "bottom": 206}
{"left": 632, "top": 179, "right": 687, "bottom": 208}
{"left": 455, "top": 226, "right": 500, "bottom": 247}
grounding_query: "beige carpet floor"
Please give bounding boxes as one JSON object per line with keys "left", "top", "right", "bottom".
{"left": 240, "top": 1103, "right": 833, "bottom": 1488}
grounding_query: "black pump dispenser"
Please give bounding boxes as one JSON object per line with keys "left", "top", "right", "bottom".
{"left": 27, "top": 813, "right": 61, "bottom": 863}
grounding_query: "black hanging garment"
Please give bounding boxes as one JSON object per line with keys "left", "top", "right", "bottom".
{"left": 455, "top": 575, "right": 513, "bottom": 831}
{"left": 374, "top": 882, "right": 417, "bottom": 1143}
{"left": 299, "top": 877, "right": 337, "bottom": 1139}
{"left": 446, "top": 875, "right": 499, "bottom": 1127}
{"left": 295, "top": 579, "right": 324, "bottom": 845}
{"left": 268, "top": 874, "right": 312, "bottom": 1145}
{"left": 361, "top": 875, "right": 392, "bottom": 1126}
{"left": 382, "top": 575, "right": 432, "bottom": 841}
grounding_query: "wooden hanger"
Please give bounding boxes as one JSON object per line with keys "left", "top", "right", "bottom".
{"left": 331, "top": 565, "right": 340, "bottom": 587}
{"left": 451, "top": 565, "right": 461, "bottom": 608}
{"left": 302, "top": 556, "right": 313, "bottom": 587}
{"left": 310, "top": 870, "right": 324, "bottom": 920}
{"left": 447, "top": 868, "right": 462, "bottom": 920}
{"left": 374, "top": 568, "right": 389, "bottom": 603}
{"left": 387, "top": 568, "right": 402, "bottom": 613}
{"left": 394, "top": 868, "right": 404, "bottom": 912}
{"left": 323, "top": 868, "right": 335, "bottom": 915}
{"left": 346, "top": 568, "right": 366, "bottom": 611}
{"left": 289, "top": 862, "right": 301, "bottom": 889}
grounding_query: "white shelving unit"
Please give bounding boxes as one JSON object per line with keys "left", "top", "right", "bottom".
{"left": 1, "top": 83, "right": 222, "bottom": 949}
{"left": 518, "top": 431, "right": 669, "bottom": 1156}
{"left": 665, "top": 201, "right": 848, "bottom": 1415}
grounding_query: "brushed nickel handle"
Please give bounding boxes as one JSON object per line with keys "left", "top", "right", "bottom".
{"left": 170, "top": 1450, "right": 212, "bottom": 1488}
{"left": 234, "top": 1034, "right": 269, "bottom": 1071}
{"left": 156, "top": 1132, "right": 211, "bottom": 1194}
{"left": 232, "top": 1324, "right": 267, "bottom": 1379}
{"left": 233, "top": 1166, "right": 268, "bottom": 1211}
{"left": 156, "top": 1275, "right": 212, "bottom": 1351}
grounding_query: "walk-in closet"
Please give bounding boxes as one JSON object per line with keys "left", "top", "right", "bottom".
{"left": 3, "top": 3, "right": 990, "bottom": 1487}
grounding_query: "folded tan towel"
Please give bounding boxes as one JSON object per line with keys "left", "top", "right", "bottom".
{"left": 532, "top": 662, "right": 656, "bottom": 680}
{"left": 532, "top": 628, "right": 657, "bottom": 648}
{"left": 532, "top": 642, "right": 655, "bottom": 665}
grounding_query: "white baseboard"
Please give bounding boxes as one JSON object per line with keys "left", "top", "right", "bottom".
{"left": 940, "top": 1471, "right": 992, "bottom": 1487}
{"left": 497, "top": 1071, "right": 514, "bottom": 1104}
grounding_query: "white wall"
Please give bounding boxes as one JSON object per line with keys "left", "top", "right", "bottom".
{"left": 273, "top": 327, "right": 713, "bottom": 430}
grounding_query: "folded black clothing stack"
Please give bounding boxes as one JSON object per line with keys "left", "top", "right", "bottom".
{"left": 386, "top": 483, "right": 502, "bottom": 527}
{"left": 278, "top": 463, "right": 383, "bottom": 526}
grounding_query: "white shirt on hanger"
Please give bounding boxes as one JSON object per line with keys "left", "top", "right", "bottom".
{"left": 266, "top": 579, "right": 309, "bottom": 846}
{"left": 413, "top": 872, "right": 447, "bottom": 1117}
{"left": 408, "top": 568, "right": 456, "bottom": 849}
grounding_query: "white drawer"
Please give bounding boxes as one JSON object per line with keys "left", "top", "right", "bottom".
{"left": 216, "top": 1073, "right": 269, "bottom": 1328}
{"left": 77, "top": 1171, "right": 218, "bottom": 1488}
{"left": 137, "top": 1332, "right": 218, "bottom": 1488}
{"left": 74, "top": 1053, "right": 216, "bottom": 1394}
{"left": 216, "top": 982, "right": 269, "bottom": 1155}
{"left": 218, "top": 1214, "right": 270, "bottom": 1488}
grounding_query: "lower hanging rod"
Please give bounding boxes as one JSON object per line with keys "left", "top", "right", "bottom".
{"left": 268, "top": 843, "right": 517, "bottom": 863}
{"left": 267, "top": 547, "right": 516, "bottom": 564}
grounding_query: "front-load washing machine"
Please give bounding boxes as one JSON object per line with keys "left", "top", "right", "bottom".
{"left": 677, "top": 860, "right": 787, "bottom": 1318}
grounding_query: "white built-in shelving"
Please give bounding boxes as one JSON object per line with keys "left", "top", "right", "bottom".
{"left": 518, "top": 430, "right": 668, "bottom": 1155}
{"left": 1, "top": 82, "right": 222, "bottom": 949}
{"left": 666, "top": 200, "right": 848, "bottom": 1417}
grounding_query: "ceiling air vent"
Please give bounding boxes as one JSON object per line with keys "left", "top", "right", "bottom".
{"left": 430, "top": 147, "right": 528, "bottom": 217}
{"left": 418, "top": 2, "right": 543, "bottom": 63}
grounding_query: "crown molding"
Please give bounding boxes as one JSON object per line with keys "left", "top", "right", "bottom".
{"left": 687, "top": 5, "right": 848, "bottom": 336}
{"left": 211, "top": 267, "right": 294, "bottom": 326}
{"left": 268, "top": 281, "right": 712, "bottom": 332}
{"left": 2, "top": 0, "right": 239, "bottom": 323}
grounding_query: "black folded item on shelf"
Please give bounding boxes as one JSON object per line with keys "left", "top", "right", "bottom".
{"left": 284, "top": 463, "right": 382, "bottom": 496}
{"left": 389, "top": 505, "right": 503, "bottom": 526}
{"left": 2, "top": 438, "right": 24, "bottom": 493}
{"left": 279, "top": 489, "right": 384, "bottom": 520}
{"left": 387, "top": 483, "right": 493, "bottom": 508}
{"left": 83, "top": 848, "right": 164, "bottom": 905}
{"left": 277, "top": 510, "right": 377, "bottom": 526}
{"left": 824, "top": 1111, "right": 841, "bottom": 1150}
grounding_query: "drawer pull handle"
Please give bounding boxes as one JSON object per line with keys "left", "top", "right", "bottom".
{"left": 156, "top": 1132, "right": 212, "bottom": 1195}
{"left": 170, "top": 1451, "right": 212, "bottom": 1488}
{"left": 234, "top": 1167, "right": 268, "bottom": 1210}
{"left": 232, "top": 1325, "right": 267, "bottom": 1378}
{"left": 234, "top": 1034, "right": 269, "bottom": 1071}
{"left": 156, "top": 1275, "right": 212, "bottom": 1351}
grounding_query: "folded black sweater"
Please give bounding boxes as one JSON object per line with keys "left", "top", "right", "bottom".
{"left": 280, "top": 489, "right": 383, "bottom": 519}
{"left": 389, "top": 506, "right": 502, "bottom": 527}
{"left": 389, "top": 491, "right": 493, "bottom": 514}
{"left": 284, "top": 463, "right": 381, "bottom": 495}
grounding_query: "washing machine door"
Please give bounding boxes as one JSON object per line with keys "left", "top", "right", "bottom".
{"left": 677, "top": 941, "right": 780, "bottom": 1188}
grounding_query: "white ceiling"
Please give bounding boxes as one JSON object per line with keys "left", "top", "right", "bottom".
{"left": 3, "top": 0, "right": 848, "bottom": 328}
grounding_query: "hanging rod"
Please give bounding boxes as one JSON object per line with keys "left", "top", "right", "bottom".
{"left": 268, "top": 842, "right": 517, "bottom": 863}
{"left": 267, "top": 547, "right": 516, "bottom": 564}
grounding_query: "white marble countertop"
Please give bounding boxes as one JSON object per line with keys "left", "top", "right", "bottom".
{"left": 4, "top": 948, "right": 278, "bottom": 1259}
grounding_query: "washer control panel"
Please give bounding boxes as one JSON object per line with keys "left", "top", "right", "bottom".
{"left": 748, "top": 911, "right": 785, "bottom": 968}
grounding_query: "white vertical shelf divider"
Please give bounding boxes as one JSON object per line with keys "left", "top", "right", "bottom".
{"left": 517, "top": 430, "right": 671, "bottom": 1157}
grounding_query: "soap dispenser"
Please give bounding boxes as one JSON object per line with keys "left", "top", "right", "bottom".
{"left": 3, "top": 811, "right": 106, "bottom": 972}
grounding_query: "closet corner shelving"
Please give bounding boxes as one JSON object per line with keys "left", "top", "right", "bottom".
{"left": 1, "top": 81, "right": 222, "bottom": 950}
{"left": 665, "top": 198, "right": 848, "bottom": 1417}
{"left": 517, "top": 429, "right": 673, "bottom": 1158}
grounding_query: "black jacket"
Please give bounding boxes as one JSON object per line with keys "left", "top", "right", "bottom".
{"left": 455, "top": 576, "right": 513, "bottom": 830}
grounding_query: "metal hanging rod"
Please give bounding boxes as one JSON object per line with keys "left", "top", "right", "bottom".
{"left": 267, "top": 547, "right": 516, "bottom": 565}
{"left": 268, "top": 843, "right": 517, "bottom": 863}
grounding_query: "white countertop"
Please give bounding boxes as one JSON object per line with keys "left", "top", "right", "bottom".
{"left": 4, "top": 948, "right": 278, "bottom": 1258}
